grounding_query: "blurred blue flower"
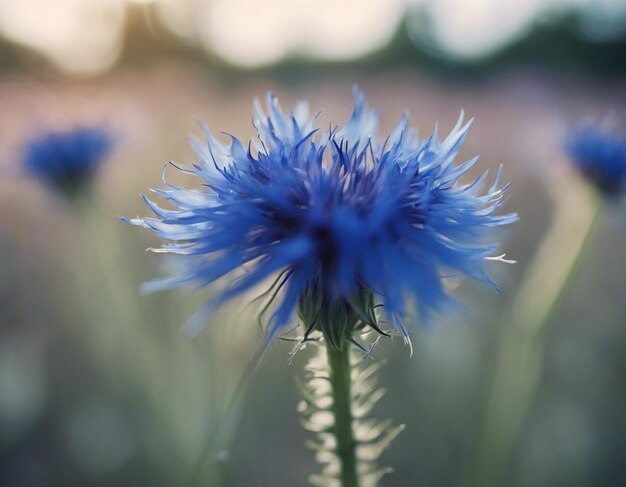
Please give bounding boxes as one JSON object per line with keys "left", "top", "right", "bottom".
{"left": 24, "top": 127, "right": 112, "bottom": 196}
{"left": 566, "top": 124, "right": 626, "bottom": 195}
{"left": 127, "top": 90, "right": 516, "bottom": 346}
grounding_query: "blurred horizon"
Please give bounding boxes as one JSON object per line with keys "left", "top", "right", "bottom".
{"left": 0, "top": 0, "right": 624, "bottom": 77}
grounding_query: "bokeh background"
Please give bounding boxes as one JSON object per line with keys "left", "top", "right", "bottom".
{"left": 0, "top": 1, "right": 625, "bottom": 486}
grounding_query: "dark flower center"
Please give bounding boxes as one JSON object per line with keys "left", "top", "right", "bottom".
{"left": 310, "top": 224, "right": 336, "bottom": 269}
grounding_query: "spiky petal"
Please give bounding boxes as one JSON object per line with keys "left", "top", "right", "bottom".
{"left": 127, "top": 89, "right": 516, "bottom": 345}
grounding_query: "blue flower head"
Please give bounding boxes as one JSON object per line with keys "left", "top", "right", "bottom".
{"left": 566, "top": 123, "right": 626, "bottom": 196}
{"left": 24, "top": 127, "right": 113, "bottom": 197}
{"left": 127, "top": 90, "right": 516, "bottom": 350}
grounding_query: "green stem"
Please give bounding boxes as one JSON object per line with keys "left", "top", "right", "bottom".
{"left": 530, "top": 195, "right": 603, "bottom": 345}
{"left": 326, "top": 341, "right": 359, "bottom": 487}
{"left": 463, "top": 187, "right": 603, "bottom": 487}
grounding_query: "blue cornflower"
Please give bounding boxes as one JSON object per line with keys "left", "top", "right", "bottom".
{"left": 566, "top": 123, "right": 626, "bottom": 195}
{"left": 24, "top": 127, "right": 112, "bottom": 197}
{"left": 127, "top": 90, "right": 516, "bottom": 349}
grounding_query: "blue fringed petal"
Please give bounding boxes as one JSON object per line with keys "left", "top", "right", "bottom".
{"left": 129, "top": 89, "right": 517, "bottom": 344}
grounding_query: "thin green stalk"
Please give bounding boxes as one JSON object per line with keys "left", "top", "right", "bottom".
{"left": 326, "top": 342, "right": 359, "bottom": 487}
{"left": 73, "top": 196, "right": 247, "bottom": 485}
{"left": 464, "top": 184, "right": 603, "bottom": 487}
{"left": 302, "top": 336, "right": 402, "bottom": 486}
{"left": 530, "top": 196, "right": 603, "bottom": 345}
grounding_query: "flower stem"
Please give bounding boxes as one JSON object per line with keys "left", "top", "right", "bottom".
{"left": 530, "top": 195, "right": 603, "bottom": 345}
{"left": 326, "top": 341, "right": 359, "bottom": 487}
{"left": 464, "top": 185, "right": 603, "bottom": 486}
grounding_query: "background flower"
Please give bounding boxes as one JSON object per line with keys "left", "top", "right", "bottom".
{"left": 566, "top": 123, "right": 626, "bottom": 195}
{"left": 24, "top": 127, "right": 112, "bottom": 197}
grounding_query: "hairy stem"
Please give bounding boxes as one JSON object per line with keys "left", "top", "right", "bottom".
{"left": 326, "top": 342, "right": 359, "bottom": 487}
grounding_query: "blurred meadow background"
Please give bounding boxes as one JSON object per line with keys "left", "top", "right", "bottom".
{"left": 0, "top": 1, "right": 625, "bottom": 486}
